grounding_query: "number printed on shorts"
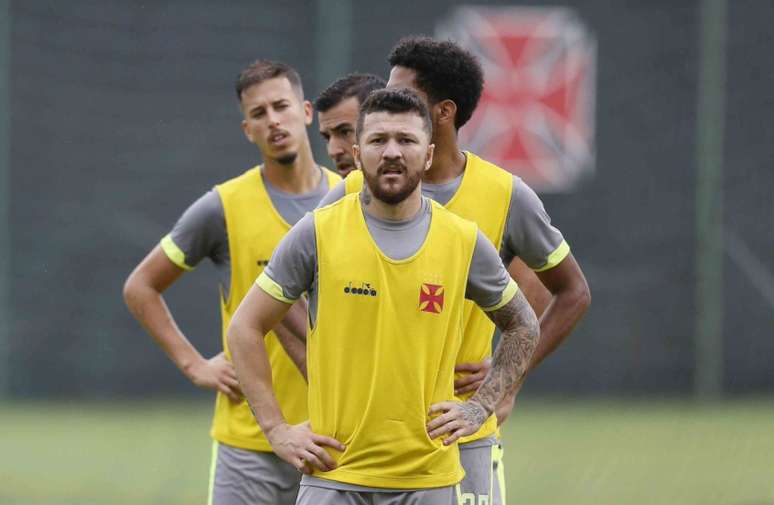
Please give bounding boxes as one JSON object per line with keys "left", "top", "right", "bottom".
{"left": 460, "top": 492, "right": 489, "bottom": 505}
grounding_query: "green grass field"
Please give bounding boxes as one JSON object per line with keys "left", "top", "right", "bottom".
{"left": 2, "top": 398, "right": 773, "bottom": 505}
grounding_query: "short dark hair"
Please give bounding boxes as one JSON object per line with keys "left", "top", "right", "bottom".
{"left": 315, "top": 73, "right": 386, "bottom": 112}
{"left": 388, "top": 36, "right": 484, "bottom": 129}
{"left": 235, "top": 60, "right": 304, "bottom": 101}
{"left": 356, "top": 88, "right": 432, "bottom": 140}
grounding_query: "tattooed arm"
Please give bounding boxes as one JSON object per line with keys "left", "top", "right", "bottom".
{"left": 427, "top": 289, "right": 540, "bottom": 444}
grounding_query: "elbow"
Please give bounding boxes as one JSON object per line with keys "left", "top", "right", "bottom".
{"left": 226, "top": 321, "right": 241, "bottom": 354}
{"left": 576, "top": 279, "right": 591, "bottom": 314}
{"left": 227, "top": 318, "right": 252, "bottom": 356}
{"left": 122, "top": 272, "right": 140, "bottom": 309}
{"left": 561, "top": 275, "right": 591, "bottom": 316}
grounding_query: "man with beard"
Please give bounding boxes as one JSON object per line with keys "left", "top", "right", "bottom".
{"left": 123, "top": 60, "right": 341, "bottom": 505}
{"left": 319, "top": 36, "right": 591, "bottom": 505}
{"left": 315, "top": 73, "right": 386, "bottom": 177}
{"left": 228, "top": 88, "right": 541, "bottom": 505}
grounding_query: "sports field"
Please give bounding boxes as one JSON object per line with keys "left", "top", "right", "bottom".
{"left": 1, "top": 397, "right": 772, "bottom": 505}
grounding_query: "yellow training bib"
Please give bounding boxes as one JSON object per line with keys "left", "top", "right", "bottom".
{"left": 212, "top": 166, "right": 340, "bottom": 451}
{"left": 309, "top": 193, "right": 477, "bottom": 488}
{"left": 341, "top": 153, "right": 513, "bottom": 443}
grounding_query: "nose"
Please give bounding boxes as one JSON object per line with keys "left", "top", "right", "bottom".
{"left": 266, "top": 107, "right": 281, "bottom": 127}
{"left": 328, "top": 138, "right": 346, "bottom": 158}
{"left": 382, "top": 139, "right": 402, "bottom": 160}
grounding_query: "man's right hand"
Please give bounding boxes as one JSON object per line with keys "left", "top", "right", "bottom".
{"left": 266, "top": 421, "right": 346, "bottom": 474}
{"left": 186, "top": 352, "right": 243, "bottom": 402}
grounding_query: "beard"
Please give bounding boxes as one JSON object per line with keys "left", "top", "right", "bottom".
{"left": 363, "top": 163, "right": 422, "bottom": 205}
{"left": 274, "top": 152, "right": 298, "bottom": 166}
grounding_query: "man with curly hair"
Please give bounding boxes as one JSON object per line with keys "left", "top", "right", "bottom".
{"left": 318, "top": 36, "right": 591, "bottom": 505}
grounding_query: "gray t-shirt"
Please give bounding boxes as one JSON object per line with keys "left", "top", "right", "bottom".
{"left": 163, "top": 168, "right": 332, "bottom": 298}
{"left": 263, "top": 197, "right": 513, "bottom": 325}
{"left": 318, "top": 157, "right": 566, "bottom": 270}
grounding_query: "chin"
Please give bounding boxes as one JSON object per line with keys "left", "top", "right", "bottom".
{"left": 275, "top": 152, "right": 299, "bottom": 166}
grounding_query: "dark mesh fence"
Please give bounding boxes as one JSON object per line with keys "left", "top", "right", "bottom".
{"left": 7, "top": 0, "right": 774, "bottom": 397}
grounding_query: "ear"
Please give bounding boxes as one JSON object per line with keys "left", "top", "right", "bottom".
{"left": 352, "top": 143, "right": 362, "bottom": 169}
{"left": 303, "top": 100, "right": 314, "bottom": 126}
{"left": 435, "top": 99, "right": 457, "bottom": 127}
{"left": 425, "top": 143, "right": 435, "bottom": 171}
{"left": 241, "top": 119, "right": 254, "bottom": 143}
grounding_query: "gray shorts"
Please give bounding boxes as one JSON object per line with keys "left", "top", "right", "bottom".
{"left": 459, "top": 439, "right": 507, "bottom": 505}
{"left": 296, "top": 482, "right": 457, "bottom": 505}
{"left": 208, "top": 441, "right": 301, "bottom": 505}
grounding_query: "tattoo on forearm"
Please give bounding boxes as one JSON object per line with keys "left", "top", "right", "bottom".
{"left": 459, "top": 399, "right": 488, "bottom": 427}
{"left": 472, "top": 291, "right": 540, "bottom": 416}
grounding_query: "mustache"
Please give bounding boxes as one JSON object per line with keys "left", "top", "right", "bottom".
{"left": 267, "top": 128, "right": 290, "bottom": 139}
{"left": 377, "top": 161, "right": 406, "bottom": 174}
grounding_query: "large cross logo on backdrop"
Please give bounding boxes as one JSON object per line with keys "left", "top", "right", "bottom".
{"left": 437, "top": 7, "right": 596, "bottom": 192}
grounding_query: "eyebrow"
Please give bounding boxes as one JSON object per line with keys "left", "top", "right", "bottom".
{"left": 321, "top": 122, "right": 354, "bottom": 134}
{"left": 331, "top": 122, "right": 354, "bottom": 132}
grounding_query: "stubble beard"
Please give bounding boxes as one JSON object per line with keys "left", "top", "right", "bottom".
{"left": 363, "top": 166, "right": 421, "bottom": 205}
{"left": 274, "top": 152, "right": 299, "bottom": 166}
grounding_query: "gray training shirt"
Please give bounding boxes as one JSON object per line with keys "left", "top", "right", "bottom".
{"left": 162, "top": 167, "right": 332, "bottom": 298}
{"left": 263, "top": 196, "right": 514, "bottom": 325}
{"left": 317, "top": 157, "right": 567, "bottom": 270}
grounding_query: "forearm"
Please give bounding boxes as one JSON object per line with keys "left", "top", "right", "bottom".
{"left": 528, "top": 284, "right": 590, "bottom": 370}
{"left": 472, "top": 293, "right": 540, "bottom": 417}
{"left": 273, "top": 320, "right": 307, "bottom": 380}
{"left": 273, "top": 299, "right": 309, "bottom": 380}
{"left": 123, "top": 280, "right": 204, "bottom": 377}
{"left": 228, "top": 320, "right": 286, "bottom": 433}
{"left": 494, "top": 384, "right": 518, "bottom": 426}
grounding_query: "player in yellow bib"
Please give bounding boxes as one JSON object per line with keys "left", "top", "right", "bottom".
{"left": 314, "top": 37, "right": 591, "bottom": 505}
{"left": 123, "top": 60, "right": 340, "bottom": 505}
{"left": 228, "top": 89, "right": 541, "bottom": 505}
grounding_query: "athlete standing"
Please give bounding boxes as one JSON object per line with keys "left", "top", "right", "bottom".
{"left": 228, "top": 88, "right": 541, "bottom": 505}
{"left": 318, "top": 37, "right": 591, "bottom": 505}
{"left": 123, "top": 60, "right": 340, "bottom": 505}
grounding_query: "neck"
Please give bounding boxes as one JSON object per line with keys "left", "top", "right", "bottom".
{"left": 363, "top": 184, "right": 423, "bottom": 222}
{"left": 261, "top": 142, "right": 320, "bottom": 193}
{"left": 423, "top": 129, "right": 466, "bottom": 184}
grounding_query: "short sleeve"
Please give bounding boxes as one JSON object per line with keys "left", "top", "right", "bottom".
{"left": 501, "top": 177, "right": 569, "bottom": 271}
{"left": 161, "top": 190, "right": 228, "bottom": 270}
{"left": 259, "top": 213, "right": 318, "bottom": 302}
{"left": 466, "top": 230, "right": 519, "bottom": 311}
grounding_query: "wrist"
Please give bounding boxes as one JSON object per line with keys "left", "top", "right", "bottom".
{"left": 264, "top": 419, "right": 289, "bottom": 442}
{"left": 467, "top": 397, "right": 492, "bottom": 419}
{"left": 180, "top": 354, "right": 205, "bottom": 379}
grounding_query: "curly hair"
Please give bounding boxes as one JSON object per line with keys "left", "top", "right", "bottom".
{"left": 356, "top": 88, "right": 432, "bottom": 140}
{"left": 388, "top": 36, "right": 484, "bottom": 129}
{"left": 235, "top": 59, "right": 304, "bottom": 101}
{"left": 315, "top": 73, "right": 386, "bottom": 112}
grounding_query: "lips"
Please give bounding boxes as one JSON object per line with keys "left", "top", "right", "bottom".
{"left": 268, "top": 130, "right": 289, "bottom": 145}
{"left": 336, "top": 162, "right": 353, "bottom": 173}
{"left": 379, "top": 164, "right": 406, "bottom": 175}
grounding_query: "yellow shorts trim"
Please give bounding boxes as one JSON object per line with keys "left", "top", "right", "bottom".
{"left": 493, "top": 443, "right": 506, "bottom": 504}
{"left": 207, "top": 440, "right": 218, "bottom": 505}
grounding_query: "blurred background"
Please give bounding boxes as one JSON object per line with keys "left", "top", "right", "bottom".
{"left": 1, "top": 0, "right": 772, "bottom": 504}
